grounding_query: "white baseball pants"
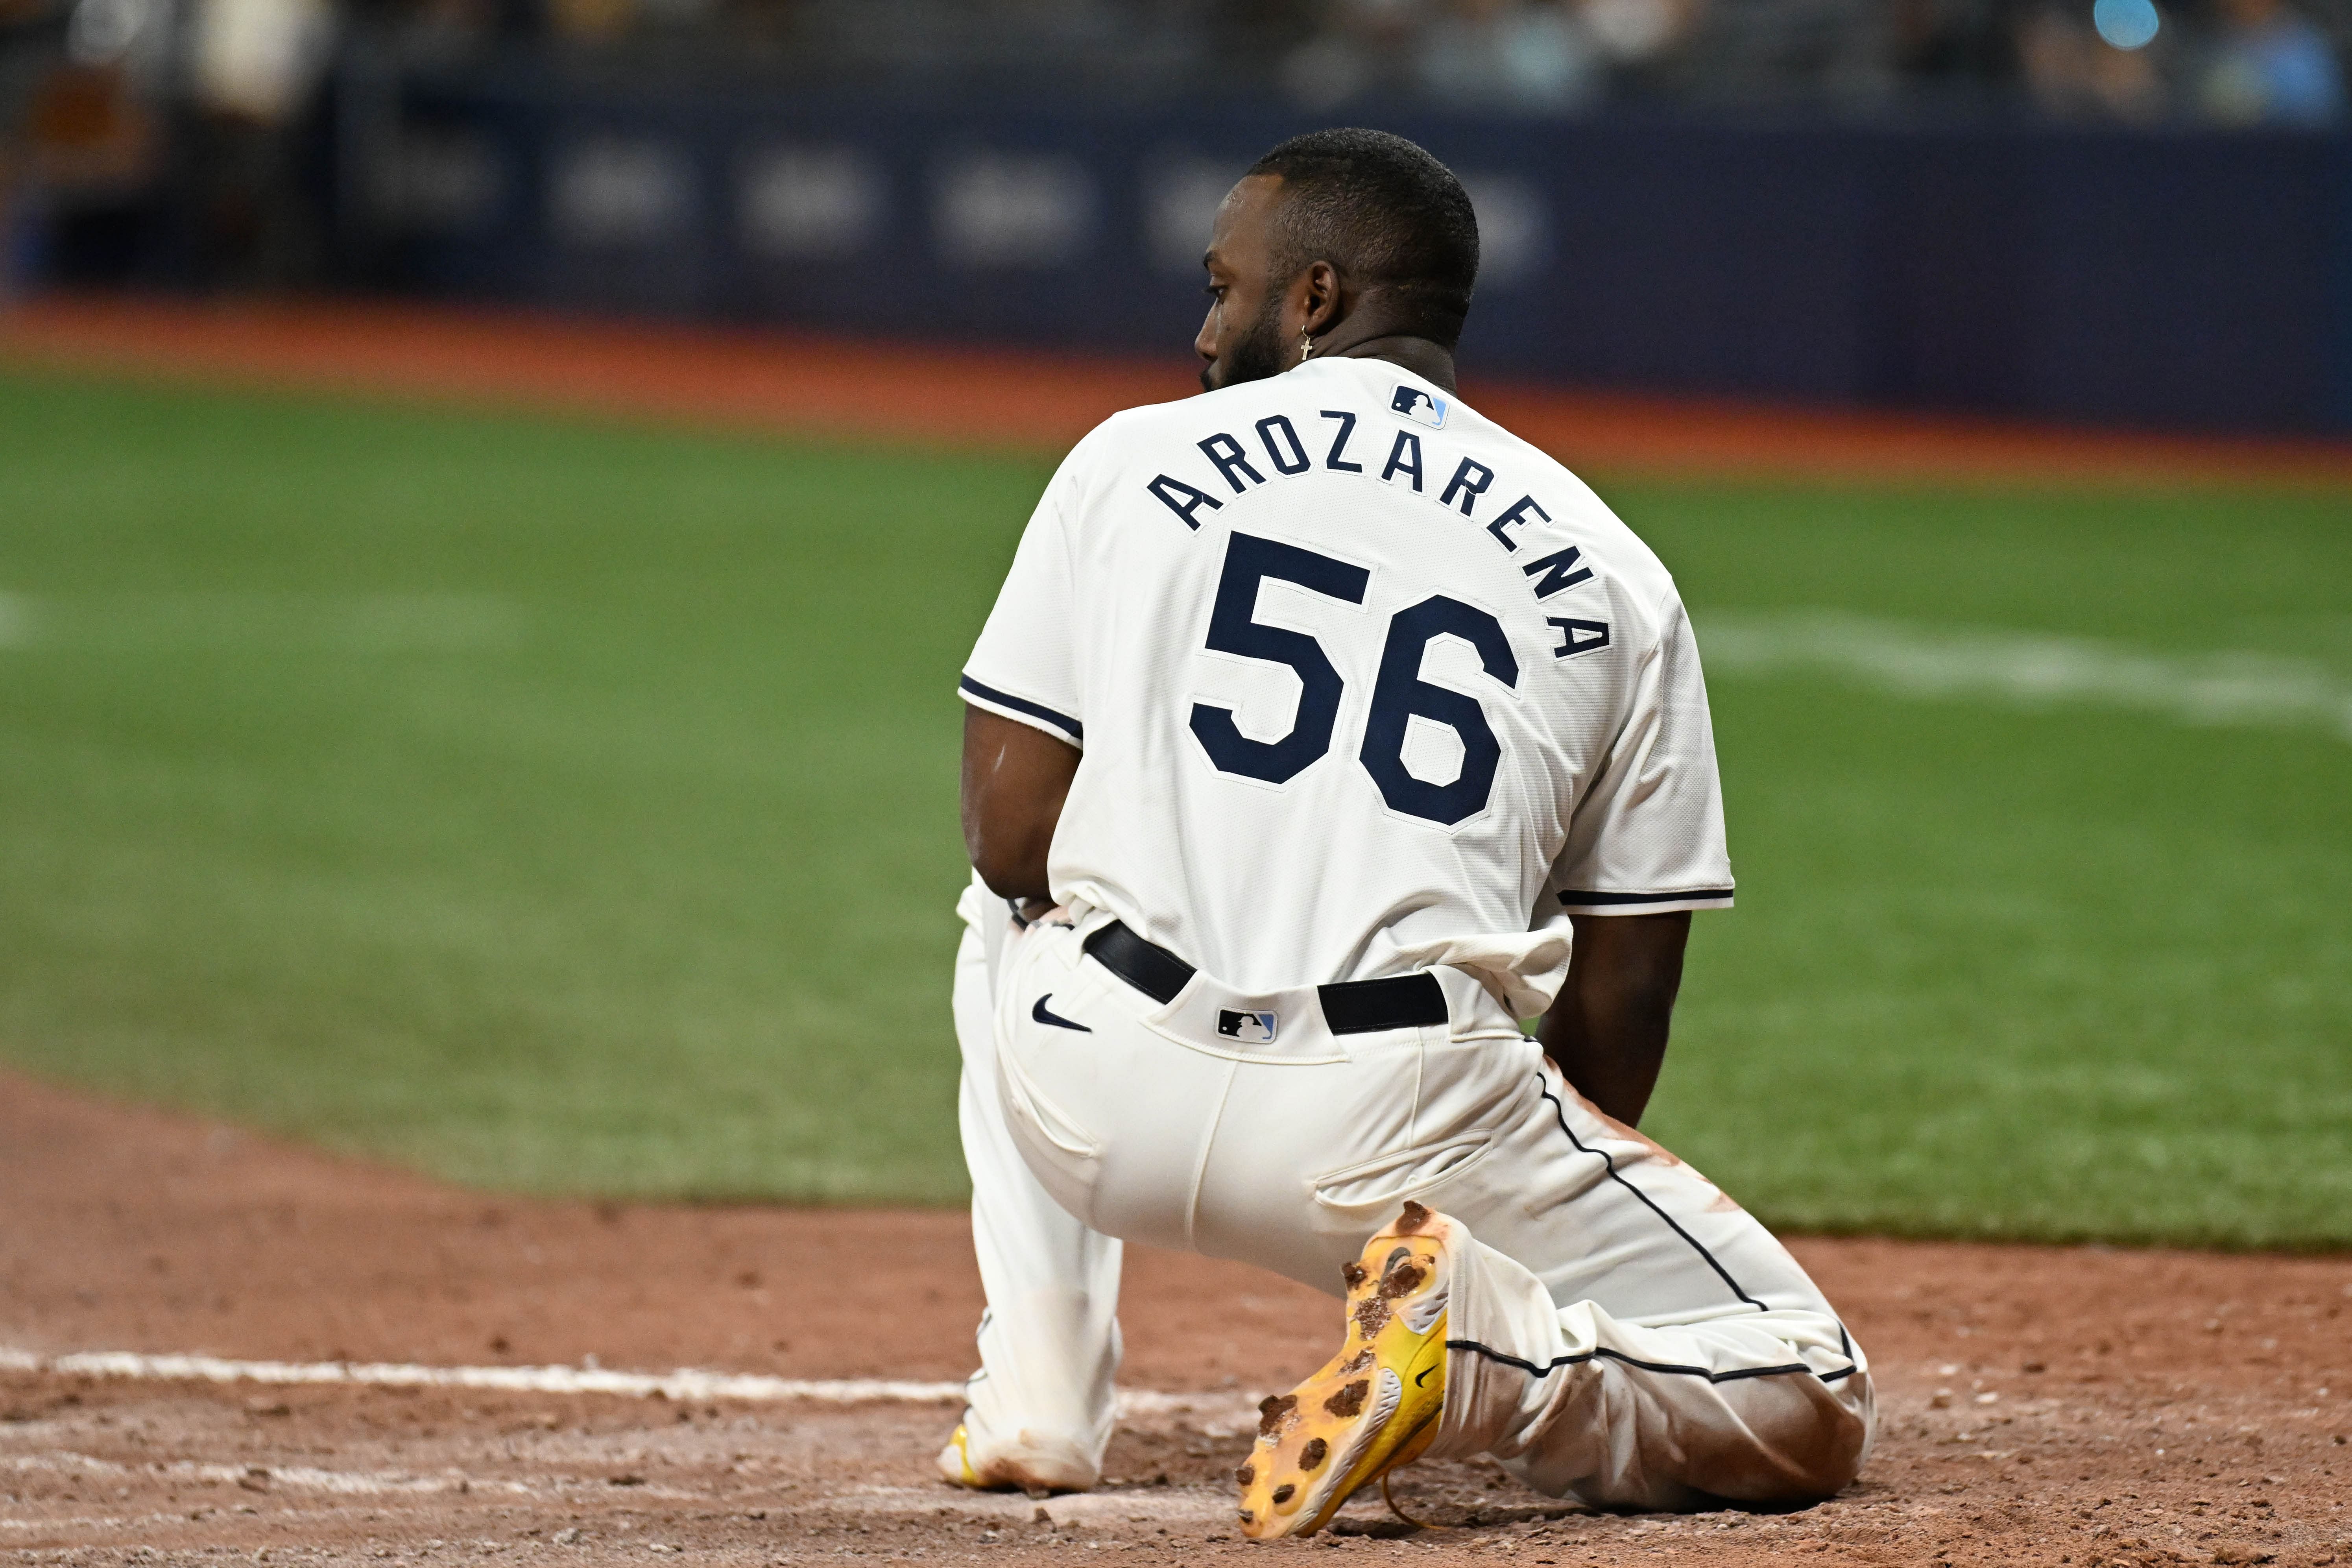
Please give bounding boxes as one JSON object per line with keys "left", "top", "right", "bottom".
{"left": 950, "top": 880, "right": 1874, "bottom": 1508}
{"left": 950, "top": 880, "right": 1124, "bottom": 1491}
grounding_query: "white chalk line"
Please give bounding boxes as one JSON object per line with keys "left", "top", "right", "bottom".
{"left": 1698, "top": 610, "right": 2352, "bottom": 744}
{"left": 0, "top": 1347, "right": 1262, "bottom": 1529}
{"left": 835, "top": 1485, "right": 1237, "bottom": 1525}
{"left": 0, "top": 1449, "right": 534, "bottom": 1499}
{"left": 0, "top": 1345, "right": 1252, "bottom": 1425}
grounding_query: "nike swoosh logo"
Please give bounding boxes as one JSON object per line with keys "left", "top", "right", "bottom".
{"left": 1032, "top": 995, "right": 1091, "bottom": 1032}
{"left": 1416, "top": 1367, "right": 1437, "bottom": 1387}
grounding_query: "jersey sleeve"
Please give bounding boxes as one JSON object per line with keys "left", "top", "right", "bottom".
{"left": 1549, "top": 594, "right": 1734, "bottom": 916}
{"left": 958, "top": 462, "right": 1086, "bottom": 749}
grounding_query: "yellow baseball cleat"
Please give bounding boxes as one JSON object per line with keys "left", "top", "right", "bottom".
{"left": 935, "top": 1419, "right": 1098, "bottom": 1495}
{"left": 1236, "top": 1201, "right": 1454, "bottom": 1539}
{"left": 936, "top": 1423, "right": 984, "bottom": 1488}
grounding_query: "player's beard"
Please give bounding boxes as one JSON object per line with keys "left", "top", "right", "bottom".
{"left": 1202, "top": 291, "right": 1291, "bottom": 392}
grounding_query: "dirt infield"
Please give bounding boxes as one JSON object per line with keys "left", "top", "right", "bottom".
{"left": 6, "top": 1072, "right": 2349, "bottom": 1567}
{"left": 5, "top": 294, "right": 2352, "bottom": 489}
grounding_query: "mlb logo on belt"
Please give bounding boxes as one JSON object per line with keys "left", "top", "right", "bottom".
{"left": 1391, "top": 385, "right": 1448, "bottom": 428}
{"left": 1216, "top": 1009, "right": 1279, "bottom": 1045}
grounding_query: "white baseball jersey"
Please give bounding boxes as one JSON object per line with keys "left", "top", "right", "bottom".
{"left": 960, "top": 356, "right": 1731, "bottom": 1016}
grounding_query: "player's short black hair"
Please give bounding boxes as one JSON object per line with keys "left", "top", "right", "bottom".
{"left": 1244, "top": 128, "right": 1481, "bottom": 350}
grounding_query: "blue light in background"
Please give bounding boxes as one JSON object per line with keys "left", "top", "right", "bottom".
{"left": 2093, "top": 0, "right": 2161, "bottom": 50}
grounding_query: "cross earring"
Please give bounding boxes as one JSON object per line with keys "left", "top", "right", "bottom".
{"left": 1299, "top": 330, "right": 1313, "bottom": 365}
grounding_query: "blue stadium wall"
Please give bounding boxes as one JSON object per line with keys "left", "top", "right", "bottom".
{"left": 339, "top": 68, "right": 2352, "bottom": 434}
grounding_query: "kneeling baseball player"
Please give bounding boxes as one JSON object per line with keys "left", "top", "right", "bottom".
{"left": 940, "top": 128, "right": 1873, "bottom": 1536}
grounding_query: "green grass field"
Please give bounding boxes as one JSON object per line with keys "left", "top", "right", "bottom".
{"left": 2, "top": 368, "right": 2346, "bottom": 1247}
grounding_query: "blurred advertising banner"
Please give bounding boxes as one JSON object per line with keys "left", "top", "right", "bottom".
{"left": 324, "top": 78, "right": 2352, "bottom": 434}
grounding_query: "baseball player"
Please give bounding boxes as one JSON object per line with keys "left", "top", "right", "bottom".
{"left": 939, "top": 128, "right": 1872, "bottom": 1536}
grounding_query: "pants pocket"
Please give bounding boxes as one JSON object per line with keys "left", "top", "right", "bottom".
{"left": 1309, "top": 1134, "right": 1496, "bottom": 1216}
{"left": 996, "top": 1025, "right": 1107, "bottom": 1223}
{"left": 999, "top": 1037, "right": 1098, "bottom": 1159}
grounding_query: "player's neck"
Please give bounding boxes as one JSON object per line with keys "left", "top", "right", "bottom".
{"left": 1316, "top": 333, "right": 1457, "bottom": 395}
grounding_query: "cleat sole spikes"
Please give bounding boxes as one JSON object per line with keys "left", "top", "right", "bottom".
{"left": 1235, "top": 1205, "right": 1455, "bottom": 1539}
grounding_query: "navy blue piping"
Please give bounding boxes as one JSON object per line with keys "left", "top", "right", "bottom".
{"left": 1530, "top": 1075, "right": 1865, "bottom": 1385}
{"left": 1558, "top": 888, "right": 1735, "bottom": 907}
{"left": 1536, "top": 1078, "right": 1767, "bottom": 1312}
{"left": 958, "top": 676, "right": 1082, "bottom": 742}
{"left": 1449, "top": 1339, "right": 1857, "bottom": 1385}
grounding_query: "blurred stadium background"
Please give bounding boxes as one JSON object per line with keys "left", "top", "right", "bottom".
{"left": 5, "top": 0, "right": 2352, "bottom": 426}
{"left": 0, "top": 0, "right": 2345, "bottom": 1249}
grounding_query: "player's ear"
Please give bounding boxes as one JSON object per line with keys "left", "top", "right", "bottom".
{"left": 1298, "top": 260, "right": 1342, "bottom": 338}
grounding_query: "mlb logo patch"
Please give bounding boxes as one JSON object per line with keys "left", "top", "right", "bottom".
{"left": 1216, "top": 1009, "right": 1279, "bottom": 1045}
{"left": 1391, "top": 385, "right": 1448, "bottom": 428}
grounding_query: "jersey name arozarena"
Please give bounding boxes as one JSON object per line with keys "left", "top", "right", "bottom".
{"left": 961, "top": 356, "right": 1733, "bottom": 995}
{"left": 1142, "top": 395, "right": 1610, "bottom": 662}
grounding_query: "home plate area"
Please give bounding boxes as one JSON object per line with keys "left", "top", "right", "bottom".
{"left": 4, "top": 1077, "right": 2348, "bottom": 1565}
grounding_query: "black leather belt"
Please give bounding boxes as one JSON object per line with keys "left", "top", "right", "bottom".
{"left": 1081, "top": 921, "right": 1449, "bottom": 1035}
